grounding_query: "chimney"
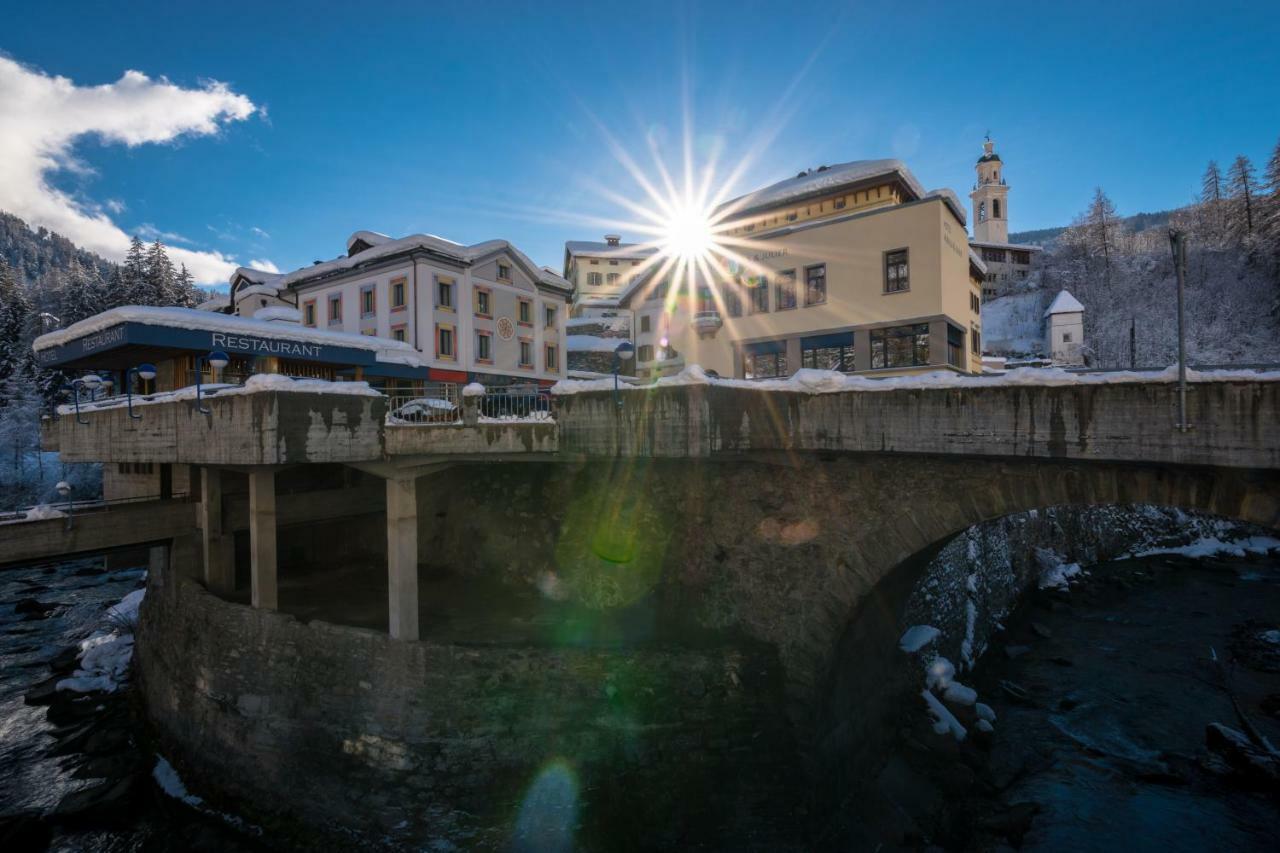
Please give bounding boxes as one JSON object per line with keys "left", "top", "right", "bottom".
{"left": 604, "top": 234, "right": 621, "bottom": 247}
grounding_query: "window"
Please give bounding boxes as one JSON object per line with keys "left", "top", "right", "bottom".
{"left": 476, "top": 331, "right": 492, "bottom": 362}
{"left": 982, "top": 248, "right": 1007, "bottom": 263}
{"left": 724, "top": 286, "right": 743, "bottom": 318}
{"left": 978, "top": 201, "right": 986, "bottom": 222}
{"left": 606, "top": 273, "right": 620, "bottom": 285}
{"left": 801, "top": 332, "right": 855, "bottom": 372}
{"left": 360, "top": 286, "right": 375, "bottom": 317}
{"left": 519, "top": 340, "right": 533, "bottom": 367}
{"left": 437, "top": 325, "right": 455, "bottom": 359}
{"left": 992, "top": 199, "right": 1001, "bottom": 219}
{"left": 518, "top": 299, "right": 532, "bottom": 325}
{"left": 971, "top": 293, "right": 981, "bottom": 313}
{"left": 545, "top": 344, "right": 558, "bottom": 372}
{"left": 947, "top": 325, "right": 964, "bottom": 368}
{"left": 870, "top": 323, "right": 930, "bottom": 369}
{"left": 475, "top": 288, "right": 491, "bottom": 317}
{"left": 497, "top": 262, "right": 512, "bottom": 282}
{"left": 1062, "top": 332, "right": 1072, "bottom": 343}
{"left": 391, "top": 326, "right": 406, "bottom": 343}
{"left": 649, "top": 279, "right": 670, "bottom": 302}
{"left": 303, "top": 300, "right": 316, "bottom": 327}
{"left": 638, "top": 344, "right": 654, "bottom": 362}
{"left": 775, "top": 270, "right": 797, "bottom": 310}
{"left": 834, "top": 197, "right": 846, "bottom": 210}
{"left": 437, "top": 277, "right": 454, "bottom": 309}
{"left": 587, "top": 272, "right": 603, "bottom": 287}
{"left": 544, "top": 305, "right": 556, "bottom": 328}
{"left": 640, "top": 314, "right": 651, "bottom": 333}
{"left": 609, "top": 260, "right": 618, "bottom": 266}
{"left": 391, "top": 278, "right": 406, "bottom": 310}
{"left": 328, "top": 294, "right": 342, "bottom": 323}
{"left": 805, "top": 264, "right": 827, "bottom": 305}
{"left": 972, "top": 326, "right": 982, "bottom": 354}
{"left": 1010, "top": 250, "right": 1031, "bottom": 265}
{"left": 884, "top": 250, "right": 909, "bottom": 293}
{"left": 749, "top": 277, "right": 769, "bottom": 314}
{"left": 744, "top": 351, "right": 786, "bottom": 379}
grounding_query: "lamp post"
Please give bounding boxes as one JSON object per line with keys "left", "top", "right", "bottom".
{"left": 195, "top": 350, "right": 230, "bottom": 414}
{"left": 66, "top": 374, "right": 103, "bottom": 425}
{"left": 1168, "top": 230, "right": 1190, "bottom": 432}
{"left": 612, "top": 341, "right": 635, "bottom": 408}
{"left": 126, "top": 363, "right": 158, "bottom": 419}
{"left": 56, "top": 480, "right": 73, "bottom": 531}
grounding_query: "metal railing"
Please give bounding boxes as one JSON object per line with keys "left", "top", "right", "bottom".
{"left": 0, "top": 492, "right": 191, "bottom": 524}
{"left": 478, "top": 386, "right": 553, "bottom": 422}
{"left": 385, "top": 383, "right": 461, "bottom": 425}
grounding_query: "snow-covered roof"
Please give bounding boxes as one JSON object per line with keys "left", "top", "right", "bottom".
{"left": 33, "top": 305, "right": 422, "bottom": 367}
{"left": 233, "top": 233, "right": 571, "bottom": 294}
{"left": 196, "top": 294, "right": 230, "bottom": 312}
{"left": 346, "top": 231, "right": 393, "bottom": 253}
{"left": 565, "top": 240, "right": 658, "bottom": 260}
{"left": 923, "top": 188, "right": 967, "bottom": 226}
{"left": 968, "top": 248, "right": 988, "bottom": 276}
{"left": 970, "top": 240, "right": 1043, "bottom": 253}
{"left": 254, "top": 306, "right": 302, "bottom": 323}
{"left": 1043, "top": 290, "right": 1085, "bottom": 318}
{"left": 721, "top": 159, "right": 929, "bottom": 217}
{"left": 231, "top": 267, "right": 285, "bottom": 292}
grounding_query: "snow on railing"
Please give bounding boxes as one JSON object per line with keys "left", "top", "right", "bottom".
{"left": 383, "top": 383, "right": 555, "bottom": 426}
{"left": 385, "top": 383, "right": 461, "bottom": 425}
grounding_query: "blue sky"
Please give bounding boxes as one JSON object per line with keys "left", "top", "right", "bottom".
{"left": 3, "top": 0, "right": 1278, "bottom": 284}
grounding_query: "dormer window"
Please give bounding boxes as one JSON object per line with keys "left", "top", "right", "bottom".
{"left": 497, "top": 263, "right": 512, "bottom": 282}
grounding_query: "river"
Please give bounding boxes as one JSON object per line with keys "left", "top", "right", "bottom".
{"left": 3, "top": 549, "right": 1279, "bottom": 850}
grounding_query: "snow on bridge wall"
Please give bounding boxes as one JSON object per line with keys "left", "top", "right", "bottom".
{"left": 554, "top": 379, "right": 1280, "bottom": 470}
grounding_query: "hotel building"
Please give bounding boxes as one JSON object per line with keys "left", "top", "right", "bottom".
{"left": 568, "top": 159, "right": 987, "bottom": 379}
{"left": 232, "top": 231, "right": 572, "bottom": 389}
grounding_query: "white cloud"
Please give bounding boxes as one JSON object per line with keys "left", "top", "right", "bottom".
{"left": 250, "top": 226, "right": 271, "bottom": 239}
{"left": 0, "top": 56, "right": 257, "bottom": 284}
{"left": 105, "top": 198, "right": 126, "bottom": 214}
{"left": 246, "top": 258, "right": 280, "bottom": 273}
{"left": 136, "top": 222, "right": 192, "bottom": 244}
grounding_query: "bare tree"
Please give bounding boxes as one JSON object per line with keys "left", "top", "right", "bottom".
{"left": 1226, "top": 155, "right": 1258, "bottom": 239}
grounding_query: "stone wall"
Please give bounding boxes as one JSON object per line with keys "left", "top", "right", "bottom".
{"left": 136, "top": 574, "right": 801, "bottom": 850}
{"left": 555, "top": 379, "right": 1280, "bottom": 470}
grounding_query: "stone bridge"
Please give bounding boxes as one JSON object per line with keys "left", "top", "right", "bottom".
{"left": 23, "top": 374, "right": 1280, "bottom": 845}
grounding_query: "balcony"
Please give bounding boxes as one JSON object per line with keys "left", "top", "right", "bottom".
{"left": 692, "top": 310, "right": 723, "bottom": 338}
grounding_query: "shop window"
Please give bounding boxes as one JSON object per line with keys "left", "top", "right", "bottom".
{"left": 870, "top": 323, "right": 930, "bottom": 369}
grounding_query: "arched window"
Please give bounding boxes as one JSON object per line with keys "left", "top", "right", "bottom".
{"left": 993, "top": 199, "right": 1001, "bottom": 219}
{"left": 978, "top": 201, "right": 986, "bottom": 222}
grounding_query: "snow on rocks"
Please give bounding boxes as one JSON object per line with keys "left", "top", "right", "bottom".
{"left": 899, "top": 625, "right": 941, "bottom": 653}
{"left": 462, "top": 382, "right": 487, "bottom": 397}
{"left": 921, "top": 689, "right": 967, "bottom": 741}
{"left": 975, "top": 703, "right": 997, "bottom": 723}
{"left": 56, "top": 588, "right": 144, "bottom": 694}
{"left": 153, "top": 756, "right": 205, "bottom": 808}
{"left": 1036, "top": 548, "right": 1083, "bottom": 590}
{"left": 1131, "top": 534, "right": 1280, "bottom": 560}
{"left": 925, "top": 656, "right": 956, "bottom": 691}
{"left": 943, "top": 681, "right": 978, "bottom": 707}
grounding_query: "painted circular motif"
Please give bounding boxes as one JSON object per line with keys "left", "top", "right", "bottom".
{"left": 496, "top": 317, "right": 515, "bottom": 340}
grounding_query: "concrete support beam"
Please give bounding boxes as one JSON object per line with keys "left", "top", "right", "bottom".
{"left": 148, "top": 543, "right": 169, "bottom": 587}
{"left": 248, "top": 469, "right": 278, "bottom": 611}
{"left": 385, "top": 476, "right": 419, "bottom": 641}
{"left": 200, "top": 467, "right": 235, "bottom": 594}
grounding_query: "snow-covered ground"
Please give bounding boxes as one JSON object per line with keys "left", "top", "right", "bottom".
{"left": 979, "top": 290, "right": 1048, "bottom": 356}
{"left": 56, "top": 588, "right": 144, "bottom": 694}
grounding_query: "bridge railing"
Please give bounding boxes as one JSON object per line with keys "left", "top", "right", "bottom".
{"left": 385, "top": 383, "right": 462, "bottom": 425}
{"left": 0, "top": 492, "right": 191, "bottom": 524}
{"left": 477, "top": 386, "right": 554, "bottom": 423}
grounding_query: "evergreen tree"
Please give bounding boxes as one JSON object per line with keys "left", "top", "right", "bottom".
{"left": 1082, "top": 188, "right": 1122, "bottom": 287}
{"left": 145, "top": 239, "right": 177, "bottom": 305}
{"left": 175, "top": 263, "right": 199, "bottom": 308}
{"left": 1260, "top": 137, "right": 1280, "bottom": 255}
{"left": 57, "top": 257, "right": 107, "bottom": 326}
{"left": 103, "top": 265, "right": 128, "bottom": 310}
{"left": 1200, "top": 160, "right": 1223, "bottom": 203}
{"left": 121, "top": 235, "right": 151, "bottom": 304}
{"left": 1198, "top": 161, "right": 1226, "bottom": 246}
{"left": 0, "top": 259, "right": 34, "bottom": 398}
{"left": 1226, "top": 154, "right": 1258, "bottom": 239}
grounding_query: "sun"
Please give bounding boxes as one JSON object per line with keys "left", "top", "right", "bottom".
{"left": 661, "top": 200, "right": 716, "bottom": 263}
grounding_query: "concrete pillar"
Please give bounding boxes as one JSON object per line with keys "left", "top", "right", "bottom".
{"left": 248, "top": 469, "right": 278, "bottom": 610}
{"left": 200, "top": 467, "right": 234, "bottom": 594}
{"left": 385, "top": 476, "right": 419, "bottom": 641}
{"left": 148, "top": 542, "right": 169, "bottom": 588}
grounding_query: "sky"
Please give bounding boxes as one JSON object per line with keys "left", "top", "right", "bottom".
{"left": 1, "top": 0, "right": 1278, "bottom": 286}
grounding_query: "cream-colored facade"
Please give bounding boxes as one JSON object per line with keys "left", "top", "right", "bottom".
{"left": 595, "top": 160, "right": 985, "bottom": 379}
{"left": 563, "top": 235, "right": 655, "bottom": 317}
{"left": 232, "top": 232, "right": 571, "bottom": 385}
{"left": 968, "top": 138, "right": 1040, "bottom": 301}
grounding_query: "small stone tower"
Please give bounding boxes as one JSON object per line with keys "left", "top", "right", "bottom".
{"left": 971, "top": 137, "right": 1009, "bottom": 244}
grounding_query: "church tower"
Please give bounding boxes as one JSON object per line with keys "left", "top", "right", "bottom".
{"left": 970, "top": 137, "right": 1009, "bottom": 244}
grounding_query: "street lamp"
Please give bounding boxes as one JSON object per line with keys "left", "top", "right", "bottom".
{"left": 126, "top": 362, "right": 158, "bottom": 420}
{"left": 65, "top": 375, "right": 102, "bottom": 425}
{"left": 195, "top": 350, "right": 230, "bottom": 414}
{"left": 56, "top": 480, "right": 73, "bottom": 531}
{"left": 612, "top": 340, "right": 635, "bottom": 408}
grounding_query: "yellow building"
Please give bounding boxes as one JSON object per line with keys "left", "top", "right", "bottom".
{"left": 594, "top": 159, "right": 985, "bottom": 379}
